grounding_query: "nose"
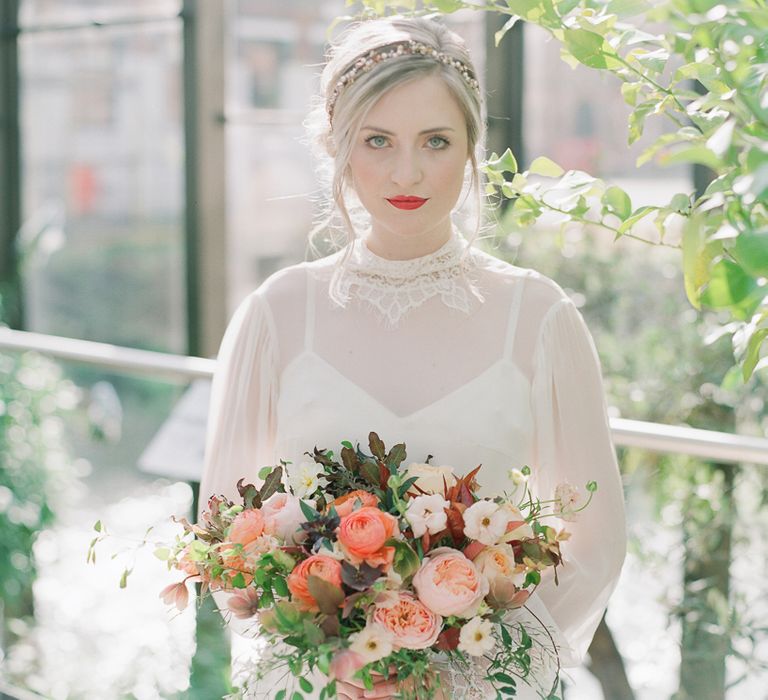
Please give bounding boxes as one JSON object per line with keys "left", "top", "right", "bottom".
{"left": 390, "top": 147, "right": 423, "bottom": 188}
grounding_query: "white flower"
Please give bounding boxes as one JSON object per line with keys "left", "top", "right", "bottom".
{"left": 554, "top": 482, "right": 582, "bottom": 522}
{"left": 405, "top": 493, "right": 449, "bottom": 537}
{"left": 287, "top": 460, "right": 327, "bottom": 499}
{"left": 349, "top": 623, "right": 395, "bottom": 664}
{"left": 404, "top": 462, "right": 457, "bottom": 495}
{"left": 507, "top": 468, "right": 529, "bottom": 493}
{"left": 463, "top": 500, "right": 509, "bottom": 545}
{"left": 458, "top": 616, "right": 496, "bottom": 656}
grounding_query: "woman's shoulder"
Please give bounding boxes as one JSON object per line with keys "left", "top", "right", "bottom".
{"left": 471, "top": 245, "right": 570, "bottom": 308}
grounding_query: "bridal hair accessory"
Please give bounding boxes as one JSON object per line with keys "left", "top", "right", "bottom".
{"left": 327, "top": 39, "right": 481, "bottom": 123}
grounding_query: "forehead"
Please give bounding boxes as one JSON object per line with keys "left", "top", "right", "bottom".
{"left": 365, "top": 74, "right": 466, "bottom": 133}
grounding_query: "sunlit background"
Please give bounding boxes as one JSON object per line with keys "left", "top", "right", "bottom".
{"left": 1, "top": 1, "right": 766, "bottom": 699}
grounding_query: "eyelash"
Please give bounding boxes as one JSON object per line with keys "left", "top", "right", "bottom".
{"left": 364, "top": 134, "right": 451, "bottom": 150}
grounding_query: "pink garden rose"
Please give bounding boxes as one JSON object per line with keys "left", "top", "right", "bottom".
{"left": 261, "top": 492, "right": 307, "bottom": 544}
{"left": 228, "top": 508, "right": 265, "bottom": 545}
{"left": 372, "top": 591, "right": 443, "bottom": 650}
{"left": 412, "top": 547, "right": 489, "bottom": 618}
{"left": 329, "top": 648, "right": 367, "bottom": 681}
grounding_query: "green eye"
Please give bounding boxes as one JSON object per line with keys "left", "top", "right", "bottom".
{"left": 427, "top": 136, "right": 449, "bottom": 149}
{"left": 366, "top": 135, "right": 388, "bottom": 148}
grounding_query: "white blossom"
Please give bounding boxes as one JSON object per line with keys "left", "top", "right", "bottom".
{"left": 287, "top": 460, "right": 328, "bottom": 499}
{"left": 458, "top": 616, "right": 496, "bottom": 656}
{"left": 349, "top": 623, "right": 395, "bottom": 664}
{"left": 554, "top": 482, "right": 582, "bottom": 522}
{"left": 405, "top": 493, "right": 449, "bottom": 537}
{"left": 462, "top": 500, "right": 509, "bottom": 545}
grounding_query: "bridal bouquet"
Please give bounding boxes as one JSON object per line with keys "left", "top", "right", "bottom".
{"left": 102, "top": 432, "right": 595, "bottom": 700}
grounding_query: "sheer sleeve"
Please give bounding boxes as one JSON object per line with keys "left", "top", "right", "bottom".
{"left": 530, "top": 296, "right": 626, "bottom": 667}
{"left": 197, "top": 290, "right": 280, "bottom": 638}
{"left": 198, "top": 290, "right": 280, "bottom": 515}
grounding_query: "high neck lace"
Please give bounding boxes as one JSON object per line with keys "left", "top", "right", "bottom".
{"left": 334, "top": 229, "right": 484, "bottom": 328}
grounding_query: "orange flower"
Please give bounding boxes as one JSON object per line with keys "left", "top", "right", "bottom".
{"left": 286, "top": 554, "right": 343, "bottom": 612}
{"left": 228, "top": 509, "right": 265, "bottom": 545}
{"left": 330, "top": 490, "right": 379, "bottom": 518}
{"left": 337, "top": 506, "right": 399, "bottom": 569}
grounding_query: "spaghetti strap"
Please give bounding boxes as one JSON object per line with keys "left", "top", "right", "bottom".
{"left": 304, "top": 267, "right": 316, "bottom": 353}
{"left": 502, "top": 273, "right": 526, "bottom": 361}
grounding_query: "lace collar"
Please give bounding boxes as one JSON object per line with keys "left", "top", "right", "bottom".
{"left": 335, "top": 228, "right": 484, "bottom": 328}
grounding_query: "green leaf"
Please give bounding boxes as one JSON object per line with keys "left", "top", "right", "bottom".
{"left": 493, "top": 672, "right": 518, "bottom": 686}
{"left": 299, "top": 677, "right": 314, "bottom": 693}
{"left": 273, "top": 576, "right": 290, "bottom": 597}
{"left": 616, "top": 206, "right": 656, "bottom": 237}
{"left": 561, "top": 28, "right": 609, "bottom": 69}
{"left": 385, "top": 538, "right": 421, "bottom": 579}
{"left": 119, "top": 567, "right": 132, "bottom": 589}
{"left": 659, "top": 144, "right": 722, "bottom": 170}
{"left": 733, "top": 229, "right": 768, "bottom": 277}
{"left": 486, "top": 148, "right": 518, "bottom": 175}
{"left": 700, "top": 259, "right": 758, "bottom": 309}
{"left": 602, "top": 186, "right": 632, "bottom": 220}
{"left": 527, "top": 156, "right": 564, "bottom": 178}
{"left": 743, "top": 328, "right": 768, "bottom": 380}
{"left": 258, "top": 466, "right": 272, "bottom": 480}
{"left": 231, "top": 572, "right": 246, "bottom": 589}
{"left": 275, "top": 691, "right": 286, "bottom": 700}
{"left": 153, "top": 547, "right": 170, "bottom": 561}
{"left": 94, "top": 520, "right": 102, "bottom": 532}
{"left": 259, "top": 465, "right": 285, "bottom": 503}
{"left": 299, "top": 499, "right": 320, "bottom": 522}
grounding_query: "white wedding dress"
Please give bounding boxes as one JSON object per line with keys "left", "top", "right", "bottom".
{"left": 198, "top": 228, "right": 626, "bottom": 699}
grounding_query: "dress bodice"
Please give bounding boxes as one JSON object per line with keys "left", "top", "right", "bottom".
{"left": 274, "top": 265, "right": 534, "bottom": 498}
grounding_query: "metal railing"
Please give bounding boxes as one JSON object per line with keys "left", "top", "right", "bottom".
{"left": 2, "top": 326, "right": 767, "bottom": 466}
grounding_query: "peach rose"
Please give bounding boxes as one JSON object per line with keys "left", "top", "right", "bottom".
{"left": 337, "top": 506, "right": 399, "bottom": 569}
{"left": 412, "top": 547, "right": 489, "bottom": 618}
{"left": 261, "top": 492, "right": 307, "bottom": 544}
{"left": 228, "top": 509, "right": 265, "bottom": 545}
{"left": 330, "top": 490, "right": 379, "bottom": 518}
{"left": 372, "top": 591, "right": 443, "bottom": 650}
{"left": 473, "top": 544, "right": 527, "bottom": 588}
{"left": 404, "top": 462, "right": 457, "bottom": 495}
{"left": 286, "top": 554, "right": 343, "bottom": 612}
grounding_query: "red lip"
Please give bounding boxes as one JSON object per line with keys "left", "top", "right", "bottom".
{"left": 387, "top": 196, "right": 428, "bottom": 210}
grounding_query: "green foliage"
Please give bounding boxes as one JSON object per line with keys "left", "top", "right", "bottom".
{"left": 0, "top": 349, "right": 80, "bottom": 638}
{"left": 363, "top": 0, "right": 768, "bottom": 378}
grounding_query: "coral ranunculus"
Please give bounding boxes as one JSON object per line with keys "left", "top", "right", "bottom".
{"left": 337, "top": 506, "right": 399, "bottom": 569}
{"left": 330, "top": 490, "right": 379, "bottom": 518}
{"left": 286, "top": 554, "right": 343, "bottom": 612}
{"left": 412, "top": 547, "right": 489, "bottom": 618}
{"left": 228, "top": 508, "right": 265, "bottom": 545}
{"left": 372, "top": 591, "right": 443, "bottom": 650}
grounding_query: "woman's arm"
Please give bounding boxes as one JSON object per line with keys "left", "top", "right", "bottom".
{"left": 530, "top": 296, "right": 627, "bottom": 666}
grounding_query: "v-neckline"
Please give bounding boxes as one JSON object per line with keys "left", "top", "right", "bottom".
{"left": 280, "top": 350, "right": 523, "bottom": 421}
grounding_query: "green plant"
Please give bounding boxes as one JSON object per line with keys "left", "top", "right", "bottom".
{"left": 359, "top": 0, "right": 768, "bottom": 379}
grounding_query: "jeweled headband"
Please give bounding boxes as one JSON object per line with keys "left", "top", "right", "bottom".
{"left": 326, "top": 39, "right": 481, "bottom": 124}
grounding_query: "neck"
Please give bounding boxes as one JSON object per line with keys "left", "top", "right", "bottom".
{"left": 363, "top": 220, "right": 455, "bottom": 261}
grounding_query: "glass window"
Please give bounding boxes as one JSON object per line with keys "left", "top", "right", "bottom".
{"left": 19, "top": 20, "right": 186, "bottom": 353}
{"left": 19, "top": 0, "right": 181, "bottom": 28}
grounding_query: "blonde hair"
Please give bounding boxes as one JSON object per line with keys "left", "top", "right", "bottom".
{"left": 302, "top": 15, "right": 488, "bottom": 306}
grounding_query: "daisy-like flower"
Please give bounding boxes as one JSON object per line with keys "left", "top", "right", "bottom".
{"left": 458, "top": 616, "right": 496, "bottom": 656}
{"left": 349, "top": 623, "right": 395, "bottom": 664}
{"left": 554, "top": 482, "right": 582, "bottom": 522}
{"left": 462, "top": 500, "right": 510, "bottom": 546}
{"left": 405, "top": 493, "right": 449, "bottom": 537}
{"left": 287, "top": 460, "right": 328, "bottom": 499}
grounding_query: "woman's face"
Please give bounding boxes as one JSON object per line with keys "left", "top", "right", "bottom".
{"left": 347, "top": 73, "right": 470, "bottom": 251}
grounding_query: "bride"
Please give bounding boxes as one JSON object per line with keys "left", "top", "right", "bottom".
{"left": 198, "top": 14, "right": 626, "bottom": 700}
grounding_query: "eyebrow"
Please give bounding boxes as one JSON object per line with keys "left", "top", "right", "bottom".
{"left": 361, "top": 126, "right": 456, "bottom": 135}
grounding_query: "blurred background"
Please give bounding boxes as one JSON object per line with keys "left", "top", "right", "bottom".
{"left": 0, "top": 1, "right": 766, "bottom": 699}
